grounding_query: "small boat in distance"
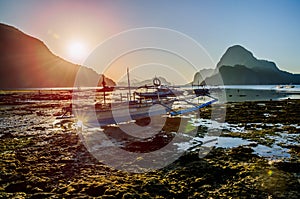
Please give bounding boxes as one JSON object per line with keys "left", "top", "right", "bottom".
{"left": 276, "top": 84, "right": 295, "bottom": 89}
{"left": 276, "top": 85, "right": 284, "bottom": 89}
{"left": 193, "top": 87, "right": 210, "bottom": 96}
{"left": 285, "top": 84, "right": 295, "bottom": 89}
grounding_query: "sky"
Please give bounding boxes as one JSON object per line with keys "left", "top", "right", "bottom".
{"left": 0, "top": 0, "right": 299, "bottom": 83}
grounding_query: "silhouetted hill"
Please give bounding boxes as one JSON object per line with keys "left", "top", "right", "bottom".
{"left": 195, "top": 45, "right": 300, "bottom": 85}
{"left": 192, "top": 68, "right": 214, "bottom": 85}
{"left": 0, "top": 23, "right": 115, "bottom": 88}
{"left": 217, "top": 45, "right": 280, "bottom": 72}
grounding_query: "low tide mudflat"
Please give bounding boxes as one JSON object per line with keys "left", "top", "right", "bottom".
{"left": 0, "top": 91, "right": 299, "bottom": 198}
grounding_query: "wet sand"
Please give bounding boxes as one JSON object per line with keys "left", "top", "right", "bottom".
{"left": 0, "top": 91, "right": 299, "bottom": 198}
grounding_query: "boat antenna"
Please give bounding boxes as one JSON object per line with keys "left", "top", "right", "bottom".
{"left": 127, "top": 67, "right": 132, "bottom": 101}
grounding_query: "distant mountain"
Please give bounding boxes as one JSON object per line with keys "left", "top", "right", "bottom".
{"left": 0, "top": 23, "right": 115, "bottom": 88}
{"left": 194, "top": 45, "right": 300, "bottom": 85}
{"left": 216, "top": 45, "right": 280, "bottom": 72}
{"left": 192, "top": 68, "right": 214, "bottom": 85}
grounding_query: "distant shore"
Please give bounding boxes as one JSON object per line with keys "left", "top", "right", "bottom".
{"left": 1, "top": 85, "right": 300, "bottom": 103}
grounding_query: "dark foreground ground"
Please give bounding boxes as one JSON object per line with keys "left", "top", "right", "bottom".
{"left": 0, "top": 91, "right": 299, "bottom": 198}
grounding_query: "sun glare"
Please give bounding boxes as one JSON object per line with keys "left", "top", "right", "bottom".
{"left": 67, "top": 41, "right": 88, "bottom": 63}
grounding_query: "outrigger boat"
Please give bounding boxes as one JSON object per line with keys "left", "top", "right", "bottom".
{"left": 193, "top": 87, "right": 210, "bottom": 96}
{"left": 56, "top": 70, "right": 218, "bottom": 126}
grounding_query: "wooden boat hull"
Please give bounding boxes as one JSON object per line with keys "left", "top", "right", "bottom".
{"left": 75, "top": 102, "right": 172, "bottom": 127}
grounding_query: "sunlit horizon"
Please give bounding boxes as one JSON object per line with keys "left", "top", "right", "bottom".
{"left": 1, "top": 0, "right": 300, "bottom": 76}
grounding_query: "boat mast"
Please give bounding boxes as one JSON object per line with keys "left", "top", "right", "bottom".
{"left": 102, "top": 74, "right": 106, "bottom": 104}
{"left": 127, "top": 67, "right": 131, "bottom": 101}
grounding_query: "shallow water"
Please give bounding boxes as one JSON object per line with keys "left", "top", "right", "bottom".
{"left": 174, "top": 134, "right": 293, "bottom": 160}
{"left": 75, "top": 114, "right": 300, "bottom": 160}
{"left": 252, "top": 144, "right": 291, "bottom": 159}
{"left": 176, "top": 119, "right": 300, "bottom": 160}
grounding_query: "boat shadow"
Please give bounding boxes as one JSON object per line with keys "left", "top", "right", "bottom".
{"left": 102, "top": 117, "right": 184, "bottom": 153}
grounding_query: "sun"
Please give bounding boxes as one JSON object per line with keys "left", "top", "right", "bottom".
{"left": 67, "top": 41, "right": 88, "bottom": 63}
